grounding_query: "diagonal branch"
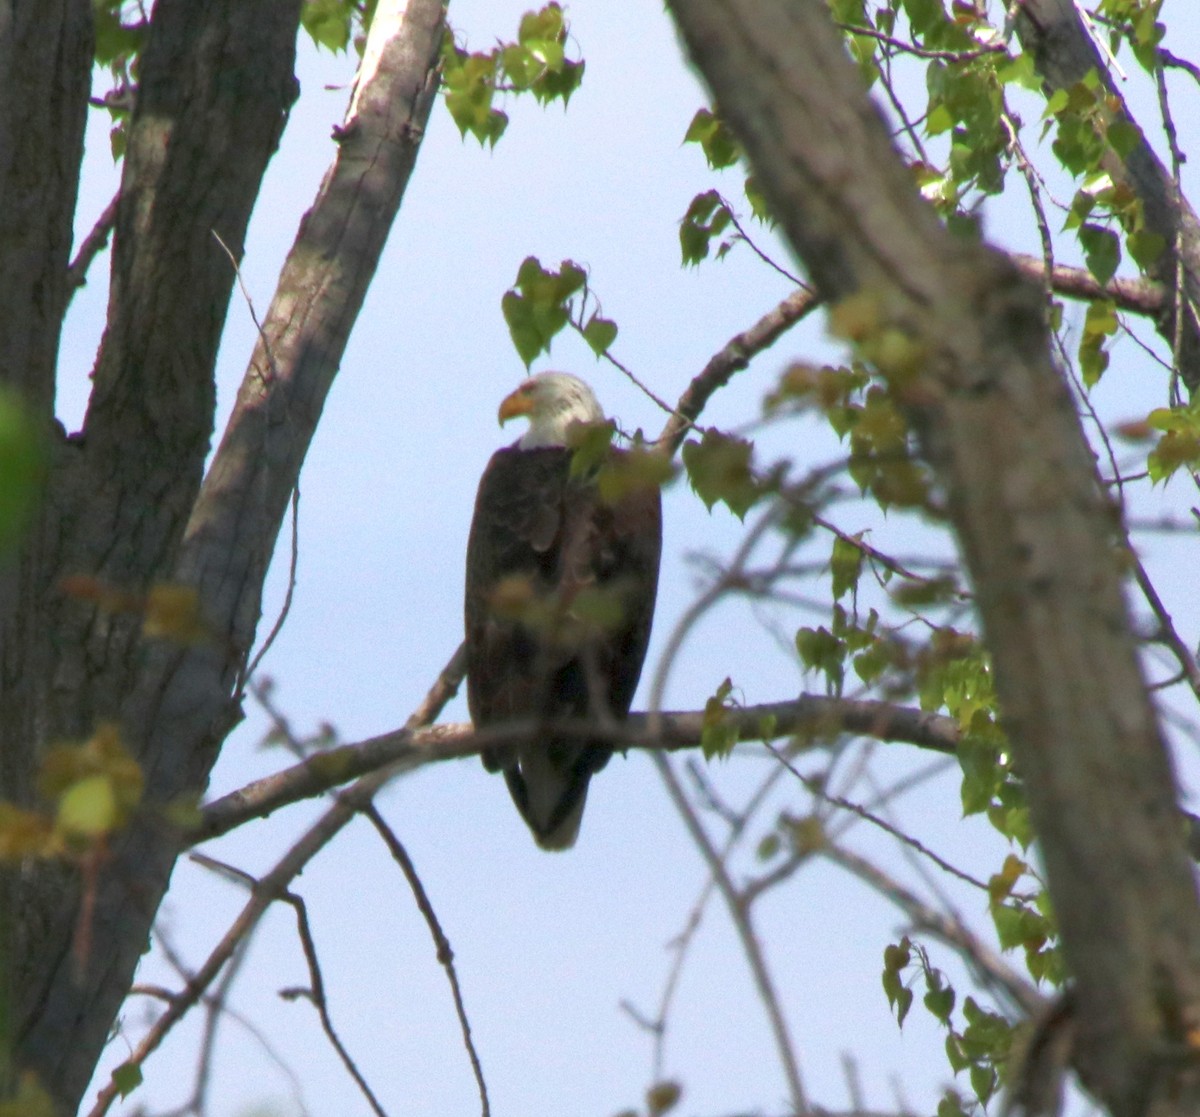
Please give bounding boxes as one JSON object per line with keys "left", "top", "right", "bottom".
{"left": 656, "top": 286, "right": 821, "bottom": 453}
{"left": 87, "top": 635, "right": 464, "bottom": 1117}
{"left": 1014, "top": 0, "right": 1200, "bottom": 394}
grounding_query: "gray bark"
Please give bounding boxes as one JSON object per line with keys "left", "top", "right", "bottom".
{"left": 665, "top": 3, "right": 1200, "bottom": 1116}
{"left": 1, "top": 0, "right": 446, "bottom": 1111}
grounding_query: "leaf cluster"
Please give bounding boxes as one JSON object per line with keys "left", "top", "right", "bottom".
{"left": 678, "top": 110, "right": 774, "bottom": 268}
{"left": 882, "top": 937, "right": 1015, "bottom": 1112}
{"left": 501, "top": 256, "right": 617, "bottom": 367}
{"left": 441, "top": 3, "right": 584, "bottom": 147}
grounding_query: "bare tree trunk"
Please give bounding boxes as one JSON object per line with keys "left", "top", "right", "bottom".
{"left": 665, "top": 3, "right": 1200, "bottom": 1115}
{"left": 1, "top": 0, "right": 446, "bottom": 1111}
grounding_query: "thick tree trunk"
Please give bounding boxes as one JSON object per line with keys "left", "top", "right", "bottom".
{"left": 0, "top": 0, "right": 94, "bottom": 1103}
{"left": 7, "top": 2, "right": 304, "bottom": 1109}
{"left": 3, "top": 0, "right": 445, "bottom": 1111}
{"left": 666, "top": 3, "right": 1200, "bottom": 1116}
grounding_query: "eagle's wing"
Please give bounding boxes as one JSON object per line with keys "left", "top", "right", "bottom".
{"left": 465, "top": 445, "right": 662, "bottom": 848}
{"left": 465, "top": 446, "right": 569, "bottom": 739}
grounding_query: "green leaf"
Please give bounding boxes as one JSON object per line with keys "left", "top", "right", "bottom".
{"left": 518, "top": 2, "right": 565, "bottom": 45}
{"left": 93, "top": 2, "right": 146, "bottom": 67}
{"left": 566, "top": 420, "right": 617, "bottom": 478}
{"left": 987, "top": 853, "right": 1026, "bottom": 905}
{"left": 595, "top": 447, "right": 676, "bottom": 505}
{"left": 901, "top": 0, "right": 946, "bottom": 36}
{"left": 1042, "top": 87, "right": 1069, "bottom": 118}
{"left": 830, "top": 535, "right": 865, "bottom": 600}
{"left": 743, "top": 175, "right": 775, "bottom": 225}
{"left": 56, "top": 775, "right": 118, "bottom": 839}
{"left": 1079, "top": 298, "right": 1118, "bottom": 387}
{"left": 1147, "top": 403, "right": 1200, "bottom": 483}
{"left": 681, "top": 429, "right": 758, "bottom": 518}
{"left": 646, "top": 1080, "right": 683, "bottom": 1117}
{"left": 701, "top": 678, "right": 739, "bottom": 758}
{"left": 1079, "top": 223, "right": 1120, "bottom": 285}
{"left": 683, "top": 109, "right": 742, "bottom": 170}
{"left": 302, "top": 0, "right": 354, "bottom": 52}
{"left": 582, "top": 313, "right": 618, "bottom": 356}
{"left": 881, "top": 937, "right": 913, "bottom": 1025}
{"left": 535, "top": 59, "right": 585, "bottom": 106}
{"left": 944, "top": 1033, "right": 968, "bottom": 1073}
{"left": 937, "top": 1093, "right": 971, "bottom": 1117}
{"left": 501, "top": 256, "right": 588, "bottom": 366}
{"left": 924, "top": 981, "right": 956, "bottom": 1025}
{"left": 796, "top": 625, "right": 846, "bottom": 696}
{"left": 1127, "top": 229, "right": 1165, "bottom": 270}
{"left": 679, "top": 190, "right": 733, "bottom": 266}
{"left": 969, "top": 1063, "right": 997, "bottom": 1106}
{"left": 441, "top": 39, "right": 509, "bottom": 147}
{"left": 111, "top": 1062, "right": 143, "bottom": 1100}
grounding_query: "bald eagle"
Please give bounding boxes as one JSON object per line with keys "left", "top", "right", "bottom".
{"left": 465, "top": 373, "right": 663, "bottom": 849}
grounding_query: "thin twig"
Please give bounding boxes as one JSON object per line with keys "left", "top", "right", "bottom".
{"left": 87, "top": 645, "right": 467, "bottom": 1117}
{"left": 66, "top": 193, "right": 120, "bottom": 299}
{"left": 823, "top": 842, "right": 1043, "bottom": 1017}
{"left": 245, "top": 485, "right": 301, "bottom": 685}
{"left": 1153, "top": 55, "right": 1189, "bottom": 407}
{"left": 718, "top": 195, "right": 806, "bottom": 286}
{"left": 744, "top": 743, "right": 989, "bottom": 902}
{"left": 1160, "top": 49, "right": 1200, "bottom": 90}
{"left": 836, "top": 22, "right": 1008, "bottom": 62}
{"left": 1132, "top": 552, "right": 1200, "bottom": 703}
{"left": 653, "top": 751, "right": 810, "bottom": 1115}
{"left": 212, "top": 228, "right": 298, "bottom": 694}
{"left": 281, "top": 886, "right": 391, "bottom": 1117}
{"left": 362, "top": 806, "right": 490, "bottom": 1117}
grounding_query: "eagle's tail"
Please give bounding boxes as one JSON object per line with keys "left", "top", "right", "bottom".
{"left": 503, "top": 741, "right": 604, "bottom": 850}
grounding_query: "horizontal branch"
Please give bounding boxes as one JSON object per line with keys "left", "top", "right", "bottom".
{"left": 1011, "top": 253, "right": 1167, "bottom": 316}
{"left": 195, "top": 696, "right": 960, "bottom": 843}
{"left": 652, "top": 251, "right": 1161, "bottom": 460}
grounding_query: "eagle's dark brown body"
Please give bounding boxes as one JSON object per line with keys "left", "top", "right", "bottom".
{"left": 465, "top": 444, "right": 662, "bottom": 848}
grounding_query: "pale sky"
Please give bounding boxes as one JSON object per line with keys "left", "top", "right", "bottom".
{"left": 63, "top": 3, "right": 1200, "bottom": 1116}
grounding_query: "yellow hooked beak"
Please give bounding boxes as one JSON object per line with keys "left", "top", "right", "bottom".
{"left": 498, "top": 384, "right": 536, "bottom": 426}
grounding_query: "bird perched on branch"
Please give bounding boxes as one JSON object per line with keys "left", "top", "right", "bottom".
{"left": 465, "top": 372, "right": 663, "bottom": 849}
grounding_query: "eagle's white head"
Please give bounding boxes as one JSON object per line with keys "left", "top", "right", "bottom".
{"left": 498, "top": 372, "right": 605, "bottom": 449}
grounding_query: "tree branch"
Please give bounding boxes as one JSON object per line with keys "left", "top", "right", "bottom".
{"left": 1014, "top": 0, "right": 1200, "bottom": 393}
{"left": 823, "top": 841, "right": 1043, "bottom": 1017}
{"left": 656, "top": 286, "right": 821, "bottom": 454}
{"left": 88, "top": 629, "right": 465, "bottom": 1117}
{"left": 1011, "top": 253, "right": 1167, "bottom": 316}
{"left": 195, "top": 696, "right": 959, "bottom": 842}
{"left": 65, "top": 193, "right": 120, "bottom": 301}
